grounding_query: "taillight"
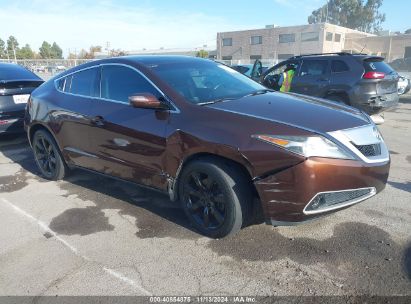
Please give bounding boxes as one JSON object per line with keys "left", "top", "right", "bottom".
{"left": 363, "top": 71, "right": 385, "bottom": 79}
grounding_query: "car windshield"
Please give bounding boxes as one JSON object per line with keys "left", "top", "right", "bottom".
{"left": 150, "top": 61, "right": 265, "bottom": 105}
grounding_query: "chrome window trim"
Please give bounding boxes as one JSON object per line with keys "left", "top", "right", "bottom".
{"left": 303, "top": 187, "right": 377, "bottom": 215}
{"left": 53, "top": 63, "right": 180, "bottom": 113}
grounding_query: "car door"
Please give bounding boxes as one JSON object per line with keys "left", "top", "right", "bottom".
{"left": 54, "top": 67, "right": 99, "bottom": 168}
{"left": 291, "top": 59, "right": 330, "bottom": 97}
{"left": 250, "top": 60, "right": 263, "bottom": 81}
{"left": 87, "top": 64, "right": 169, "bottom": 190}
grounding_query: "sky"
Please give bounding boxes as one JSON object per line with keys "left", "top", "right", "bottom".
{"left": 0, "top": 0, "right": 408, "bottom": 56}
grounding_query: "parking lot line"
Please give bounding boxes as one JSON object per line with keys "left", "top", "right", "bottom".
{"left": 1, "top": 197, "right": 152, "bottom": 296}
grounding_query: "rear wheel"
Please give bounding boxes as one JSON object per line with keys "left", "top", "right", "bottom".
{"left": 327, "top": 94, "right": 349, "bottom": 105}
{"left": 32, "top": 129, "right": 67, "bottom": 180}
{"left": 179, "top": 158, "right": 251, "bottom": 238}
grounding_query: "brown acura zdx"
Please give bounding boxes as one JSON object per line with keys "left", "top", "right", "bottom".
{"left": 25, "top": 56, "right": 390, "bottom": 238}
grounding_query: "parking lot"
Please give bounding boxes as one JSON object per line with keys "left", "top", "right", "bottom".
{"left": 0, "top": 95, "right": 410, "bottom": 297}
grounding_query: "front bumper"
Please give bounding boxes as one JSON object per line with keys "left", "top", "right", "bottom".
{"left": 254, "top": 157, "right": 390, "bottom": 224}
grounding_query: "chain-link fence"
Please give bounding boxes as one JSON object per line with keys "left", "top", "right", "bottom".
{"left": 216, "top": 59, "right": 281, "bottom": 67}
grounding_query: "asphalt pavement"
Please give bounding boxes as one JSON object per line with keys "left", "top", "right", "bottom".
{"left": 0, "top": 95, "right": 410, "bottom": 297}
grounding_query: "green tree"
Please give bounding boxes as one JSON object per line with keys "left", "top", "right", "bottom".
{"left": 196, "top": 49, "right": 209, "bottom": 58}
{"left": 405, "top": 28, "right": 411, "bottom": 34}
{"left": 0, "top": 38, "right": 6, "bottom": 58}
{"left": 39, "top": 41, "right": 52, "bottom": 59}
{"left": 18, "top": 44, "right": 34, "bottom": 59}
{"left": 308, "top": 0, "right": 386, "bottom": 33}
{"left": 7, "top": 36, "right": 19, "bottom": 59}
{"left": 51, "top": 42, "right": 63, "bottom": 59}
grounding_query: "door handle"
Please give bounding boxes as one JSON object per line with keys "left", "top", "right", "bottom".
{"left": 317, "top": 78, "right": 329, "bottom": 82}
{"left": 91, "top": 115, "right": 105, "bottom": 127}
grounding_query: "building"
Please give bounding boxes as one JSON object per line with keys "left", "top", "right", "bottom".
{"left": 217, "top": 22, "right": 411, "bottom": 63}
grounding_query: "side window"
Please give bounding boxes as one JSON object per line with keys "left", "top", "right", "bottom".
{"left": 300, "top": 60, "right": 328, "bottom": 76}
{"left": 56, "top": 78, "right": 65, "bottom": 91}
{"left": 69, "top": 68, "right": 99, "bottom": 97}
{"left": 266, "top": 60, "right": 299, "bottom": 77}
{"left": 101, "top": 65, "right": 159, "bottom": 103}
{"left": 331, "top": 60, "right": 350, "bottom": 73}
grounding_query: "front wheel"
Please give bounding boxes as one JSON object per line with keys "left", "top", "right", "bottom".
{"left": 179, "top": 159, "right": 251, "bottom": 238}
{"left": 32, "top": 129, "right": 67, "bottom": 180}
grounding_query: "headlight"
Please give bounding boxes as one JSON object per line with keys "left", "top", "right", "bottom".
{"left": 253, "top": 135, "right": 355, "bottom": 160}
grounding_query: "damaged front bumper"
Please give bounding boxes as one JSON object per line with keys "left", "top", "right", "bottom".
{"left": 254, "top": 157, "right": 390, "bottom": 225}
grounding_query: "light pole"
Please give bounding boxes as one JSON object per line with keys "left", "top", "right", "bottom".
{"left": 12, "top": 42, "right": 17, "bottom": 62}
{"left": 325, "top": 0, "right": 329, "bottom": 23}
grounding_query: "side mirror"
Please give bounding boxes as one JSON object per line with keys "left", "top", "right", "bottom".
{"left": 129, "top": 94, "right": 168, "bottom": 110}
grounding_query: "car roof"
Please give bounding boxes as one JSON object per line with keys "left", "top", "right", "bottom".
{"left": 56, "top": 55, "right": 215, "bottom": 77}
{"left": 0, "top": 63, "right": 42, "bottom": 81}
{"left": 111, "top": 55, "right": 210, "bottom": 66}
{"left": 289, "top": 54, "right": 383, "bottom": 61}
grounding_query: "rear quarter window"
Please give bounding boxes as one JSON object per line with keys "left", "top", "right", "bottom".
{"left": 331, "top": 60, "right": 350, "bottom": 73}
{"left": 69, "top": 67, "right": 100, "bottom": 97}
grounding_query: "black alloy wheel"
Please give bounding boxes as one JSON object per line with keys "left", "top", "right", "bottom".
{"left": 184, "top": 171, "right": 227, "bottom": 230}
{"left": 179, "top": 159, "right": 251, "bottom": 238}
{"left": 33, "top": 129, "right": 67, "bottom": 180}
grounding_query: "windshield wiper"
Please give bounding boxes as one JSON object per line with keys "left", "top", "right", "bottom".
{"left": 197, "top": 97, "right": 238, "bottom": 106}
{"left": 198, "top": 89, "right": 274, "bottom": 106}
{"left": 248, "top": 89, "right": 275, "bottom": 96}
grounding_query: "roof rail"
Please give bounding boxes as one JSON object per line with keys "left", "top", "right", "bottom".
{"left": 290, "top": 52, "right": 368, "bottom": 59}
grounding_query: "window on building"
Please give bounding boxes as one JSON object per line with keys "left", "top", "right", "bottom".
{"left": 222, "top": 38, "right": 233, "bottom": 46}
{"left": 101, "top": 65, "right": 159, "bottom": 103}
{"left": 326, "top": 32, "right": 333, "bottom": 41}
{"left": 222, "top": 56, "right": 232, "bottom": 60}
{"left": 331, "top": 60, "right": 350, "bottom": 73}
{"left": 300, "top": 60, "right": 328, "bottom": 76}
{"left": 250, "top": 36, "right": 263, "bottom": 45}
{"left": 279, "top": 33, "right": 295, "bottom": 43}
{"left": 278, "top": 54, "right": 294, "bottom": 60}
{"left": 69, "top": 67, "right": 100, "bottom": 97}
{"left": 301, "top": 32, "right": 319, "bottom": 42}
{"left": 250, "top": 55, "right": 262, "bottom": 60}
{"left": 335, "top": 33, "right": 342, "bottom": 42}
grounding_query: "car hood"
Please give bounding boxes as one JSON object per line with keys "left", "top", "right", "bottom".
{"left": 208, "top": 92, "right": 370, "bottom": 133}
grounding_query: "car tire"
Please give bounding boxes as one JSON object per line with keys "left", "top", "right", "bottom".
{"left": 179, "top": 158, "right": 251, "bottom": 238}
{"left": 327, "top": 94, "right": 349, "bottom": 105}
{"left": 32, "top": 129, "right": 67, "bottom": 180}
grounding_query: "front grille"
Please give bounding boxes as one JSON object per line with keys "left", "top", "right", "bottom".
{"left": 304, "top": 188, "right": 376, "bottom": 214}
{"left": 353, "top": 143, "right": 381, "bottom": 157}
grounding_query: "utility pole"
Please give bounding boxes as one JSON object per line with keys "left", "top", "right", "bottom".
{"left": 12, "top": 41, "right": 17, "bottom": 62}
{"left": 325, "top": 0, "right": 329, "bottom": 23}
{"left": 106, "top": 41, "right": 111, "bottom": 57}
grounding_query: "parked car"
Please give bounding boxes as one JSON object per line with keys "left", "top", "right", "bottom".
{"left": 389, "top": 58, "right": 411, "bottom": 72}
{"left": 26, "top": 56, "right": 390, "bottom": 238}
{"left": 398, "top": 75, "right": 410, "bottom": 95}
{"left": 252, "top": 53, "right": 399, "bottom": 115}
{"left": 0, "top": 63, "right": 43, "bottom": 134}
{"left": 231, "top": 64, "right": 268, "bottom": 79}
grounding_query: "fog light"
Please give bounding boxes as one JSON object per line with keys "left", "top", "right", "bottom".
{"left": 304, "top": 187, "right": 376, "bottom": 215}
